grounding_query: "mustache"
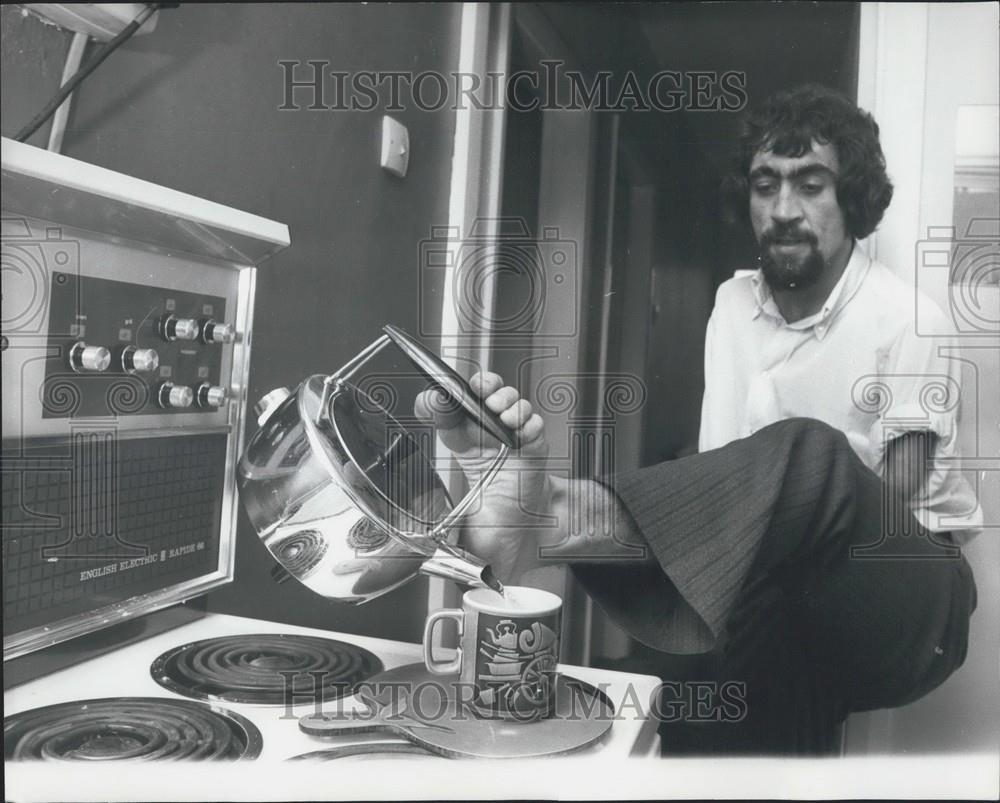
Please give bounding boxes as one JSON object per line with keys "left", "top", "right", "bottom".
{"left": 759, "top": 225, "right": 818, "bottom": 248}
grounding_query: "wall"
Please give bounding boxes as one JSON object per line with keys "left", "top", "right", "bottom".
{"left": 849, "top": 2, "right": 999, "bottom": 755}
{"left": 2, "top": 3, "right": 461, "bottom": 642}
{"left": 1, "top": 6, "right": 70, "bottom": 142}
{"left": 899, "top": 1, "right": 999, "bottom": 754}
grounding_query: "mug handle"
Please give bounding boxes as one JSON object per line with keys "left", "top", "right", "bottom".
{"left": 423, "top": 609, "right": 464, "bottom": 675}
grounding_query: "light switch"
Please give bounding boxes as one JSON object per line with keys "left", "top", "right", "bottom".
{"left": 380, "top": 115, "right": 410, "bottom": 178}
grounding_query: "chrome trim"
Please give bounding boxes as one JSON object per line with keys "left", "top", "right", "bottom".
{"left": 2, "top": 137, "right": 291, "bottom": 262}
{"left": 217, "top": 264, "right": 257, "bottom": 588}
{"left": 317, "top": 375, "right": 339, "bottom": 426}
{"left": 329, "top": 335, "right": 392, "bottom": 383}
{"left": 2, "top": 572, "right": 229, "bottom": 660}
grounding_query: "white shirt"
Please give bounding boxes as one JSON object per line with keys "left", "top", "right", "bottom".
{"left": 699, "top": 243, "right": 982, "bottom": 543}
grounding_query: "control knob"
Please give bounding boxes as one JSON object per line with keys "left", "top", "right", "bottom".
{"left": 121, "top": 346, "right": 160, "bottom": 374}
{"left": 196, "top": 383, "right": 228, "bottom": 408}
{"left": 200, "top": 319, "right": 234, "bottom": 344}
{"left": 157, "top": 382, "right": 193, "bottom": 409}
{"left": 69, "top": 342, "right": 111, "bottom": 373}
{"left": 160, "top": 315, "right": 199, "bottom": 341}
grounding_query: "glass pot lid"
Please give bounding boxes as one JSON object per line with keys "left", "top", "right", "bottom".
{"left": 295, "top": 325, "right": 520, "bottom": 546}
{"left": 298, "top": 373, "right": 453, "bottom": 540}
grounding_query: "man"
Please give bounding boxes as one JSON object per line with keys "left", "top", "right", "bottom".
{"left": 702, "top": 84, "right": 981, "bottom": 547}
{"left": 414, "top": 85, "right": 978, "bottom": 754}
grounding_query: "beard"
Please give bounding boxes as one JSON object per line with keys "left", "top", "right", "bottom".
{"left": 756, "top": 225, "right": 826, "bottom": 291}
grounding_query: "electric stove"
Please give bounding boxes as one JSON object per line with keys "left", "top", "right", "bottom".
{"left": 2, "top": 139, "right": 661, "bottom": 801}
{"left": 5, "top": 610, "right": 661, "bottom": 770}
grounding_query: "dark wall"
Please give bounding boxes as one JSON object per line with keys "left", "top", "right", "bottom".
{"left": 533, "top": 2, "right": 860, "bottom": 464}
{"left": 1, "top": 6, "right": 71, "bottom": 143}
{"left": 2, "top": 3, "right": 461, "bottom": 642}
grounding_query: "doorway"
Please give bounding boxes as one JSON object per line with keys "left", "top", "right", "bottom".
{"left": 497, "top": 2, "right": 861, "bottom": 672}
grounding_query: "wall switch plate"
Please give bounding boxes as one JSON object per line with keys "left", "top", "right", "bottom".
{"left": 380, "top": 115, "right": 409, "bottom": 178}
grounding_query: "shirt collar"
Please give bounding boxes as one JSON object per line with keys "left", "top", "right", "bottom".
{"left": 750, "top": 242, "right": 871, "bottom": 340}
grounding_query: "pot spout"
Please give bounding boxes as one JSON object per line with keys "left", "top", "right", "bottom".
{"left": 419, "top": 544, "right": 504, "bottom": 595}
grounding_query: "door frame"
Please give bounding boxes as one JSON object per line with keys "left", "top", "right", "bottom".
{"left": 427, "top": 2, "right": 513, "bottom": 616}
{"left": 846, "top": 1, "right": 930, "bottom": 756}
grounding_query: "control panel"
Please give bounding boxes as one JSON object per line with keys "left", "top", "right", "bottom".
{"left": 2, "top": 216, "right": 243, "bottom": 441}
{"left": 1, "top": 135, "right": 289, "bottom": 659}
{"left": 2, "top": 212, "right": 249, "bottom": 653}
{"left": 43, "top": 272, "right": 231, "bottom": 418}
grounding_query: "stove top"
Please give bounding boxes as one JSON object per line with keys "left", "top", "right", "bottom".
{"left": 287, "top": 741, "right": 435, "bottom": 761}
{"left": 4, "top": 697, "right": 262, "bottom": 762}
{"left": 5, "top": 610, "right": 661, "bottom": 792}
{"left": 150, "top": 633, "right": 383, "bottom": 706}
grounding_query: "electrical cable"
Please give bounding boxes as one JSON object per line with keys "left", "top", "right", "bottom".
{"left": 13, "top": 3, "right": 160, "bottom": 144}
{"left": 47, "top": 31, "right": 89, "bottom": 153}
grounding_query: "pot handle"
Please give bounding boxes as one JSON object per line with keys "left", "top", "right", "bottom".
{"left": 383, "top": 324, "right": 519, "bottom": 449}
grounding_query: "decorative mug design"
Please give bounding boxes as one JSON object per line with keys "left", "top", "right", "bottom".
{"left": 423, "top": 586, "right": 562, "bottom": 721}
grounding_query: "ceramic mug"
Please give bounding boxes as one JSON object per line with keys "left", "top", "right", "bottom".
{"left": 422, "top": 586, "right": 562, "bottom": 721}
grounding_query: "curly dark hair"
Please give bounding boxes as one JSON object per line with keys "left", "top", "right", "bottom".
{"left": 721, "top": 84, "right": 894, "bottom": 240}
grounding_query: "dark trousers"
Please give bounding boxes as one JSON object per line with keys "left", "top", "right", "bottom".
{"left": 575, "top": 418, "right": 977, "bottom": 755}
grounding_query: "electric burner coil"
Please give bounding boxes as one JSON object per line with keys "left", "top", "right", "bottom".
{"left": 4, "top": 697, "right": 262, "bottom": 761}
{"left": 272, "top": 529, "right": 329, "bottom": 578}
{"left": 151, "top": 633, "right": 383, "bottom": 705}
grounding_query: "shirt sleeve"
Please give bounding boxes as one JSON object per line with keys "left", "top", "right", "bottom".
{"left": 867, "top": 316, "right": 961, "bottom": 461}
{"left": 697, "top": 307, "right": 721, "bottom": 453}
{"left": 866, "top": 309, "right": 983, "bottom": 541}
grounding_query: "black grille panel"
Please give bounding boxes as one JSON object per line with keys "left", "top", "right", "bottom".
{"left": 2, "top": 434, "right": 227, "bottom": 636}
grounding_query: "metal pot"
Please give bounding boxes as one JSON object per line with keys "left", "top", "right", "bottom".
{"left": 237, "top": 325, "right": 516, "bottom": 604}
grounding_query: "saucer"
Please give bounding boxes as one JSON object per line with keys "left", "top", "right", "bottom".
{"left": 299, "top": 662, "right": 615, "bottom": 759}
